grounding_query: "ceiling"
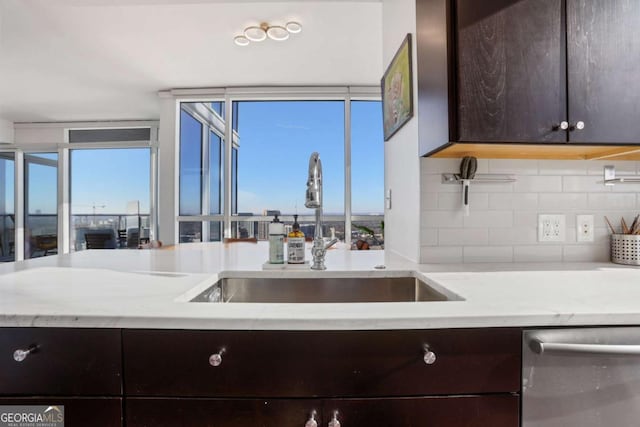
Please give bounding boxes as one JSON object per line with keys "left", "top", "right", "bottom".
{"left": 0, "top": 0, "right": 382, "bottom": 122}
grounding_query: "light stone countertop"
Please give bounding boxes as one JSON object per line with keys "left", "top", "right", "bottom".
{"left": 0, "top": 242, "right": 639, "bottom": 330}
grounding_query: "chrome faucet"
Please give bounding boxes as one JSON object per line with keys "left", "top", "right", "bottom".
{"left": 305, "top": 152, "right": 338, "bottom": 270}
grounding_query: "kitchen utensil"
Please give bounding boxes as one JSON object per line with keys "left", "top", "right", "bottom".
{"left": 604, "top": 216, "right": 617, "bottom": 234}
{"left": 460, "top": 156, "right": 477, "bottom": 216}
{"left": 622, "top": 217, "right": 630, "bottom": 234}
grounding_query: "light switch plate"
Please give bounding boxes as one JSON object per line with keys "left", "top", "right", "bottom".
{"left": 538, "top": 214, "right": 566, "bottom": 242}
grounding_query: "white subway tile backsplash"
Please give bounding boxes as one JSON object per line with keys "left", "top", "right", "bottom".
{"left": 489, "top": 193, "right": 538, "bottom": 210}
{"left": 419, "top": 158, "right": 639, "bottom": 264}
{"left": 489, "top": 159, "right": 538, "bottom": 175}
{"left": 421, "top": 174, "right": 459, "bottom": 193}
{"left": 438, "top": 192, "right": 488, "bottom": 210}
{"left": 538, "top": 193, "right": 588, "bottom": 210}
{"left": 463, "top": 211, "right": 513, "bottom": 228}
{"left": 611, "top": 181, "right": 640, "bottom": 193}
{"left": 438, "top": 228, "right": 488, "bottom": 246}
{"left": 563, "top": 245, "right": 609, "bottom": 262}
{"left": 562, "top": 175, "right": 611, "bottom": 193}
{"left": 422, "top": 210, "right": 464, "bottom": 228}
{"left": 421, "top": 158, "right": 465, "bottom": 175}
{"left": 514, "top": 175, "right": 562, "bottom": 192}
{"left": 538, "top": 160, "right": 588, "bottom": 175}
{"left": 421, "top": 228, "right": 438, "bottom": 246}
{"left": 488, "top": 227, "right": 537, "bottom": 245}
{"left": 513, "top": 212, "right": 539, "bottom": 227}
{"left": 587, "top": 193, "right": 637, "bottom": 210}
{"left": 421, "top": 246, "right": 463, "bottom": 263}
{"left": 514, "top": 246, "right": 563, "bottom": 262}
{"left": 463, "top": 246, "right": 513, "bottom": 263}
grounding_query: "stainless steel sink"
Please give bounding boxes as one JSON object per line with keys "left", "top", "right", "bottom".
{"left": 190, "top": 277, "right": 462, "bottom": 303}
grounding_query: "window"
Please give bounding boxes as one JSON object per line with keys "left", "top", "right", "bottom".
{"left": 25, "top": 153, "right": 58, "bottom": 259}
{"left": 178, "top": 102, "right": 228, "bottom": 243}
{"left": 0, "top": 153, "right": 15, "bottom": 262}
{"left": 234, "top": 101, "right": 345, "bottom": 216}
{"left": 177, "top": 91, "right": 383, "bottom": 249}
{"left": 351, "top": 100, "right": 384, "bottom": 249}
{"left": 179, "top": 110, "right": 202, "bottom": 216}
{"left": 70, "top": 148, "right": 150, "bottom": 251}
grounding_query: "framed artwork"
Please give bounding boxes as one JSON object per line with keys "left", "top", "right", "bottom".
{"left": 381, "top": 33, "right": 414, "bottom": 141}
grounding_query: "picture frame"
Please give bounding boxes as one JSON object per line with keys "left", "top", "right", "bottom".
{"left": 381, "top": 33, "right": 414, "bottom": 141}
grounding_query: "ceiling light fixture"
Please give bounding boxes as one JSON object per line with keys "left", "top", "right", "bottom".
{"left": 234, "top": 21, "right": 302, "bottom": 46}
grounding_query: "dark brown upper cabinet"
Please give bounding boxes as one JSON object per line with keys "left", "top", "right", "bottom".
{"left": 417, "top": 0, "right": 640, "bottom": 158}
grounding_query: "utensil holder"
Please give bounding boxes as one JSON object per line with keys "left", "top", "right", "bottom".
{"left": 611, "top": 234, "right": 640, "bottom": 266}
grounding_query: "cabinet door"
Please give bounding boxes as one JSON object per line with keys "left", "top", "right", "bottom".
{"left": 456, "top": 0, "right": 566, "bottom": 142}
{"left": 567, "top": 0, "right": 640, "bottom": 143}
{"left": 324, "top": 395, "right": 518, "bottom": 427}
{"left": 0, "top": 397, "right": 122, "bottom": 427}
{"left": 126, "top": 398, "right": 321, "bottom": 427}
{"left": 0, "top": 328, "right": 122, "bottom": 395}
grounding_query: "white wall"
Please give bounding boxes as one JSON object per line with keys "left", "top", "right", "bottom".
{"left": 382, "top": 0, "right": 421, "bottom": 262}
{"left": 421, "top": 158, "right": 640, "bottom": 263}
{"left": 0, "top": 119, "right": 14, "bottom": 144}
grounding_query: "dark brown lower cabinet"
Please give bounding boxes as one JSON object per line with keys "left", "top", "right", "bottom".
{"left": 0, "top": 397, "right": 122, "bottom": 427}
{"left": 126, "top": 398, "right": 322, "bottom": 427}
{"left": 324, "top": 395, "right": 519, "bottom": 426}
{"left": 126, "top": 395, "right": 518, "bottom": 427}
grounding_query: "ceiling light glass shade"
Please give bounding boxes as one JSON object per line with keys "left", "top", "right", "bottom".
{"left": 234, "top": 35, "right": 250, "bottom": 46}
{"left": 285, "top": 21, "right": 302, "bottom": 34}
{"left": 244, "top": 26, "right": 267, "bottom": 42}
{"left": 267, "top": 25, "right": 289, "bottom": 41}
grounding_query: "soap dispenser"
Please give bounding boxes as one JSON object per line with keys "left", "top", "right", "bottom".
{"left": 287, "top": 214, "right": 306, "bottom": 264}
{"left": 268, "top": 215, "right": 285, "bottom": 264}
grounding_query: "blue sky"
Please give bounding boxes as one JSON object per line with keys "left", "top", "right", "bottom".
{"left": 180, "top": 100, "right": 384, "bottom": 216}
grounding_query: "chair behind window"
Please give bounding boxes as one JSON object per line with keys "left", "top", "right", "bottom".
{"left": 85, "top": 232, "right": 115, "bottom": 249}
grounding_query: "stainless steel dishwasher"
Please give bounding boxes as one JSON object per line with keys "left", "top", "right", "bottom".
{"left": 523, "top": 327, "right": 640, "bottom": 427}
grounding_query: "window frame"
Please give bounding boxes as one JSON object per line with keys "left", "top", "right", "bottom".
{"left": 2, "top": 121, "right": 158, "bottom": 261}
{"left": 175, "top": 86, "right": 383, "bottom": 245}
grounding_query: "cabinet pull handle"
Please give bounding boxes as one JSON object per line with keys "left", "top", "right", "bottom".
{"left": 305, "top": 410, "right": 318, "bottom": 427}
{"left": 570, "top": 121, "right": 585, "bottom": 131}
{"left": 208, "top": 348, "right": 226, "bottom": 367}
{"left": 423, "top": 345, "right": 437, "bottom": 365}
{"left": 327, "top": 410, "right": 341, "bottom": 427}
{"left": 13, "top": 345, "right": 38, "bottom": 362}
{"left": 554, "top": 121, "right": 569, "bottom": 131}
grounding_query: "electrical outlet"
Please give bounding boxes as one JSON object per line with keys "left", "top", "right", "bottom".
{"left": 538, "top": 214, "right": 566, "bottom": 242}
{"left": 576, "top": 214, "right": 594, "bottom": 242}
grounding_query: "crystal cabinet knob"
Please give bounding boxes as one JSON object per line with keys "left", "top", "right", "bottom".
{"left": 570, "top": 121, "right": 585, "bottom": 131}
{"left": 13, "top": 345, "right": 38, "bottom": 362}
{"left": 328, "top": 411, "right": 341, "bottom": 427}
{"left": 305, "top": 410, "right": 318, "bottom": 427}
{"left": 555, "top": 121, "right": 569, "bottom": 131}
{"left": 423, "top": 346, "right": 437, "bottom": 365}
{"left": 209, "top": 348, "right": 226, "bottom": 367}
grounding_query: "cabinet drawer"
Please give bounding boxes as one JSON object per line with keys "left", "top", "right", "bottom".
{"left": 124, "top": 328, "right": 520, "bottom": 397}
{"left": 0, "top": 328, "right": 122, "bottom": 396}
{"left": 127, "top": 398, "right": 321, "bottom": 427}
{"left": 0, "top": 397, "right": 122, "bottom": 427}
{"left": 127, "top": 395, "right": 517, "bottom": 427}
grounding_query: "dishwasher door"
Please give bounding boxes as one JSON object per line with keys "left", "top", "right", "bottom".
{"left": 523, "top": 327, "right": 640, "bottom": 427}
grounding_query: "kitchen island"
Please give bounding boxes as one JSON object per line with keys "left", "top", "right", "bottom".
{"left": 1, "top": 243, "right": 639, "bottom": 427}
